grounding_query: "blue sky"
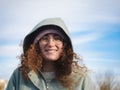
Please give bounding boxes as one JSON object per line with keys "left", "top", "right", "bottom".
{"left": 0, "top": 0, "right": 120, "bottom": 79}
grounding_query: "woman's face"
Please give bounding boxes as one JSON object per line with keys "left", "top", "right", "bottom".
{"left": 39, "top": 33, "right": 64, "bottom": 61}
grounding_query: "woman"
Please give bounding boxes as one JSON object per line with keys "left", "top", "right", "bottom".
{"left": 6, "top": 18, "right": 94, "bottom": 90}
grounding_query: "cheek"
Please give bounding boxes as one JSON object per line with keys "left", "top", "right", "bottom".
{"left": 39, "top": 44, "right": 44, "bottom": 52}
{"left": 59, "top": 45, "right": 64, "bottom": 53}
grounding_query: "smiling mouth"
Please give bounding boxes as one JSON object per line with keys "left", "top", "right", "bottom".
{"left": 45, "top": 49, "right": 57, "bottom": 53}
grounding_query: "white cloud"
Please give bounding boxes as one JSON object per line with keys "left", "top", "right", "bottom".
{"left": 72, "top": 31, "right": 103, "bottom": 45}
{"left": 95, "top": 15, "right": 120, "bottom": 23}
{"left": 0, "top": 45, "right": 21, "bottom": 79}
{"left": 0, "top": 0, "right": 120, "bottom": 35}
{"left": 0, "top": 45, "right": 22, "bottom": 57}
{"left": 0, "top": 58, "right": 19, "bottom": 79}
{"left": 83, "top": 57, "right": 120, "bottom": 73}
{"left": 1, "top": 0, "right": 119, "bottom": 24}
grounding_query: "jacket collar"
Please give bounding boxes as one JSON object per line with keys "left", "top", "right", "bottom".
{"left": 28, "top": 70, "right": 47, "bottom": 90}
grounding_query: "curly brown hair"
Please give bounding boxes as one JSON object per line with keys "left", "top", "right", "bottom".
{"left": 19, "top": 41, "right": 87, "bottom": 90}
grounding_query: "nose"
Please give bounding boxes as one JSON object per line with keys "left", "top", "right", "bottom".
{"left": 48, "top": 37, "right": 55, "bottom": 47}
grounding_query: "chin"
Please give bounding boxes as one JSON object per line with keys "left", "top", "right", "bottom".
{"left": 45, "top": 58, "right": 59, "bottom": 61}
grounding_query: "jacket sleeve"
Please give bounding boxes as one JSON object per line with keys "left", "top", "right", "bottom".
{"left": 75, "top": 75, "right": 95, "bottom": 90}
{"left": 6, "top": 68, "right": 19, "bottom": 90}
{"left": 82, "top": 75, "right": 95, "bottom": 90}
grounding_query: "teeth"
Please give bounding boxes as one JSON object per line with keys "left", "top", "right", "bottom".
{"left": 48, "top": 50, "right": 55, "bottom": 51}
{"left": 47, "top": 50, "right": 57, "bottom": 52}
{"left": 45, "top": 49, "right": 57, "bottom": 52}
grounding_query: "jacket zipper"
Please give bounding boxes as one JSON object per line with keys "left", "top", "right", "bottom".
{"left": 39, "top": 71, "right": 49, "bottom": 90}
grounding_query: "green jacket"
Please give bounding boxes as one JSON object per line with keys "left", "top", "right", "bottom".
{"left": 6, "top": 68, "right": 94, "bottom": 90}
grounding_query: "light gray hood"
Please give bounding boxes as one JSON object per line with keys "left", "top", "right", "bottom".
{"left": 23, "top": 18, "right": 73, "bottom": 53}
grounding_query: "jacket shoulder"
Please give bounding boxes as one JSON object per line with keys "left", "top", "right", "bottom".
{"left": 71, "top": 67, "right": 95, "bottom": 90}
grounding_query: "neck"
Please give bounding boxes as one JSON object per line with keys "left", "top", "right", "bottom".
{"left": 42, "top": 60, "right": 55, "bottom": 72}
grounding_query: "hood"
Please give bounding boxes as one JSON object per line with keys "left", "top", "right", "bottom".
{"left": 23, "top": 18, "right": 73, "bottom": 53}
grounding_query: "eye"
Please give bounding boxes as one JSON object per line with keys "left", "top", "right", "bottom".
{"left": 54, "top": 34, "right": 63, "bottom": 41}
{"left": 40, "top": 35, "right": 49, "bottom": 41}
